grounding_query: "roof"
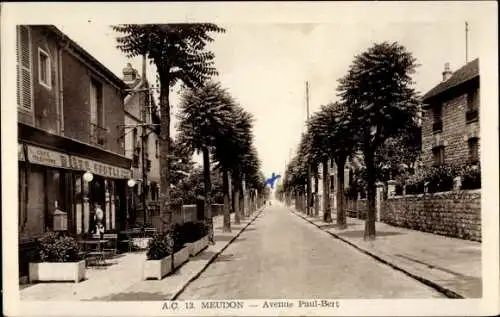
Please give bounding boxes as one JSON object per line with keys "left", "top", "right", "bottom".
{"left": 422, "top": 58, "right": 479, "bottom": 103}
{"left": 44, "top": 25, "right": 129, "bottom": 91}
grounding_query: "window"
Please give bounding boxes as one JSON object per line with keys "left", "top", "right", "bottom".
{"left": 468, "top": 138, "right": 479, "bottom": 164}
{"left": 432, "top": 146, "right": 445, "bottom": 166}
{"left": 466, "top": 89, "right": 479, "bottom": 123}
{"left": 432, "top": 105, "right": 443, "bottom": 133}
{"left": 89, "top": 79, "right": 105, "bottom": 145}
{"left": 16, "top": 26, "right": 33, "bottom": 111}
{"left": 38, "top": 48, "right": 51, "bottom": 89}
{"left": 155, "top": 140, "right": 159, "bottom": 158}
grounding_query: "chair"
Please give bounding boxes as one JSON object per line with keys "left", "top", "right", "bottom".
{"left": 102, "top": 233, "right": 118, "bottom": 258}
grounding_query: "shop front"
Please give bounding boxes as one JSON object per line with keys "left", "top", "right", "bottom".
{"left": 18, "top": 128, "right": 132, "bottom": 279}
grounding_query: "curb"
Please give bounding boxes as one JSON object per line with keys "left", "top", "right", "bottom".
{"left": 290, "top": 209, "right": 464, "bottom": 299}
{"left": 170, "top": 208, "right": 265, "bottom": 300}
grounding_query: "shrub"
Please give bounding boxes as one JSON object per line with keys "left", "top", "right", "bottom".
{"left": 146, "top": 233, "right": 174, "bottom": 260}
{"left": 426, "top": 164, "right": 462, "bottom": 193}
{"left": 171, "top": 221, "right": 208, "bottom": 247}
{"left": 36, "top": 232, "right": 81, "bottom": 263}
{"left": 461, "top": 164, "right": 481, "bottom": 189}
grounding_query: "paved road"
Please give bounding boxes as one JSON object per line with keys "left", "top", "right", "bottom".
{"left": 178, "top": 204, "right": 445, "bottom": 299}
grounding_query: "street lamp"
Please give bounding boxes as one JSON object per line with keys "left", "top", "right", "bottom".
{"left": 83, "top": 171, "right": 93, "bottom": 183}
{"left": 127, "top": 178, "right": 137, "bottom": 188}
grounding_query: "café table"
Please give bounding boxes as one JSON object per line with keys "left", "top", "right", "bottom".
{"left": 79, "top": 239, "right": 109, "bottom": 267}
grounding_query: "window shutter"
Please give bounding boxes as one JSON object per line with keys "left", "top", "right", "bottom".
{"left": 17, "top": 26, "right": 32, "bottom": 111}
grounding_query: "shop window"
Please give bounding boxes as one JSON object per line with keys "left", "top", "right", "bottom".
{"left": 432, "top": 146, "right": 445, "bottom": 166}
{"left": 46, "top": 169, "right": 66, "bottom": 231}
{"left": 75, "top": 174, "right": 83, "bottom": 234}
{"left": 23, "top": 166, "right": 45, "bottom": 239}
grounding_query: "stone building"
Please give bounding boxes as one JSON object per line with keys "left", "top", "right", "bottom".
{"left": 421, "top": 59, "right": 480, "bottom": 167}
{"left": 121, "top": 60, "right": 162, "bottom": 226}
{"left": 17, "top": 25, "right": 132, "bottom": 280}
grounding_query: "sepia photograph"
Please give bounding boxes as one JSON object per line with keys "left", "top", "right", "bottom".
{"left": 2, "top": 2, "right": 499, "bottom": 316}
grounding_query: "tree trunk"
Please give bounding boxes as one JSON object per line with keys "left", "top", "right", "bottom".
{"left": 235, "top": 177, "right": 241, "bottom": 225}
{"left": 222, "top": 169, "right": 231, "bottom": 232}
{"left": 336, "top": 155, "right": 347, "bottom": 229}
{"left": 232, "top": 175, "right": 239, "bottom": 224}
{"left": 202, "top": 147, "right": 214, "bottom": 244}
{"left": 159, "top": 81, "right": 171, "bottom": 234}
{"left": 307, "top": 165, "right": 312, "bottom": 215}
{"left": 364, "top": 148, "right": 377, "bottom": 240}
{"left": 322, "top": 158, "right": 331, "bottom": 222}
{"left": 314, "top": 172, "right": 319, "bottom": 216}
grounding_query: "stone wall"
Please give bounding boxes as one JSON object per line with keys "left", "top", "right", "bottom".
{"left": 381, "top": 189, "right": 481, "bottom": 241}
{"left": 345, "top": 199, "right": 368, "bottom": 219}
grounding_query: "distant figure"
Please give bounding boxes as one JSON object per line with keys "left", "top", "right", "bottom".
{"left": 264, "top": 172, "right": 281, "bottom": 189}
{"left": 94, "top": 203, "right": 105, "bottom": 237}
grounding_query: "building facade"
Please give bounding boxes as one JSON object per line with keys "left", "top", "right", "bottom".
{"left": 17, "top": 25, "right": 132, "bottom": 279}
{"left": 421, "top": 59, "right": 480, "bottom": 167}
{"left": 121, "top": 61, "right": 161, "bottom": 226}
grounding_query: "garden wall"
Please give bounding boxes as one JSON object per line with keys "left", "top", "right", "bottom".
{"left": 381, "top": 189, "right": 481, "bottom": 241}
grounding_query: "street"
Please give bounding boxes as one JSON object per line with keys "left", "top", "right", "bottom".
{"left": 177, "top": 204, "right": 445, "bottom": 299}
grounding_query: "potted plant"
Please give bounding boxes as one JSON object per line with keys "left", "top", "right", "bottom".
{"left": 29, "top": 232, "right": 85, "bottom": 283}
{"left": 143, "top": 231, "right": 190, "bottom": 280}
{"left": 181, "top": 222, "right": 210, "bottom": 257}
{"left": 143, "top": 233, "right": 173, "bottom": 280}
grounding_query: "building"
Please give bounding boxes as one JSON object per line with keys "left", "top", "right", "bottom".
{"left": 17, "top": 25, "right": 132, "bottom": 279}
{"left": 121, "top": 60, "right": 161, "bottom": 226}
{"left": 421, "top": 59, "right": 480, "bottom": 167}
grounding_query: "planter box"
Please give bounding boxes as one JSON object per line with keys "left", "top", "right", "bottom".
{"left": 186, "top": 235, "right": 209, "bottom": 257}
{"left": 143, "top": 247, "right": 190, "bottom": 280}
{"left": 143, "top": 256, "right": 172, "bottom": 280}
{"left": 29, "top": 260, "right": 85, "bottom": 283}
{"left": 173, "top": 246, "right": 190, "bottom": 268}
{"left": 132, "top": 237, "right": 152, "bottom": 250}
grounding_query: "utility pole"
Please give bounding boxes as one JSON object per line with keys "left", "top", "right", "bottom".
{"left": 141, "top": 55, "right": 149, "bottom": 226}
{"left": 306, "top": 81, "right": 311, "bottom": 215}
{"left": 465, "top": 22, "right": 469, "bottom": 63}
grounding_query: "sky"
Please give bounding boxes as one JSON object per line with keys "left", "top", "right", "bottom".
{"left": 2, "top": 2, "right": 496, "bottom": 183}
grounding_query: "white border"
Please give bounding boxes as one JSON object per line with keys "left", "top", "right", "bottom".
{"left": 2, "top": 2, "right": 499, "bottom": 317}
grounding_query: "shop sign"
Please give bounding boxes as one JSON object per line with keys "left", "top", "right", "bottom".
{"left": 26, "top": 145, "right": 70, "bottom": 169}
{"left": 70, "top": 155, "right": 131, "bottom": 179}
{"left": 18, "top": 143, "right": 25, "bottom": 161}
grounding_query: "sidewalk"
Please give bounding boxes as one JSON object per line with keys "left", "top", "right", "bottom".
{"left": 290, "top": 207, "right": 482, "bottom": 298}
{"left": 20, "top": 209, "right": 263, "bottom": 301}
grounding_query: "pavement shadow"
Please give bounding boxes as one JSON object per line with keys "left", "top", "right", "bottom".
{"left": 336, "top": 230, "right": 404, "bottom": 238}
{"left": 190, "top": 250, "right": 237, "bottom": 263}
{"left": 214, "top": 234, "right": 240, "bottom": 242}
{"left": 318, "top": 223, "right": 357, "bottom": 230}
{"left": 87, "top": 291, "right": 171, "bottom": 301}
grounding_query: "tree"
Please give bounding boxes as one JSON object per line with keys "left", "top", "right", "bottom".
{"left": 177, "top": 81, "right": 237, "bottom": 240}
{"left": 337, "top": 42, "right": 420, "bottom": 240}
{"left": 214, "top": 106, "right": 254, "bottom": 230}
{"left": 113, "top": 24, "right": 225, "bottom": 235}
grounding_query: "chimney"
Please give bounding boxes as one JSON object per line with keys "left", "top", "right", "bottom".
{"left": 442, "top": 62, "right": 453, "bottom": 81}
{"left": 122, "top": 63, "right": 136, "bottom": 83}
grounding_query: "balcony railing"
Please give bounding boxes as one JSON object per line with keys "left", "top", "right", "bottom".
{"left": 466, "top": 109, "right": 479, "bottom": 123}
{"left": 432, "top": 121, "right": 443, "bottom": 133}
{"left": 89, "top": 122, "right": 107, "bottom": 147}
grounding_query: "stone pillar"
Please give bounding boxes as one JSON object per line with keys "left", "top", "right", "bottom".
{"left": 375, "top": 182, "right": 384, "bottom": 221}
{"left": 453, "top": 176, "right": 462, "bottom": 191}
{"left": 387, "top": 180, "right": 397, "bottom": 198}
